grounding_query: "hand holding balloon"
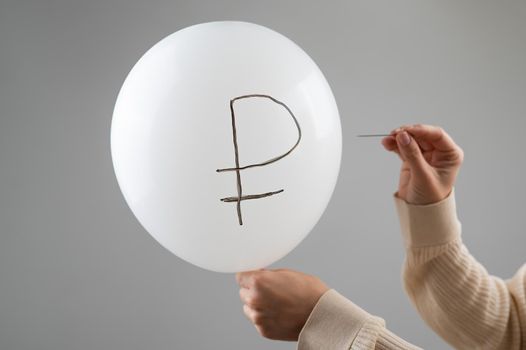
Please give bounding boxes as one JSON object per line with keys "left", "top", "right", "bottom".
{"left": 381, "top": 124, "right": 464, "bottom": 205}
{"left": 236, "top": 269, "right": 329, "bottom": 341}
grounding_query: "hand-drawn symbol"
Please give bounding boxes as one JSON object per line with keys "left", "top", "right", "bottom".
{"left": 217, "top": 94, "right": 302, "bottom": 225}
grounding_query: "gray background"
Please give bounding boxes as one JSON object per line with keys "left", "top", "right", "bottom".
{"left": 1, "top": 0, "right": 525, "bottom": 349}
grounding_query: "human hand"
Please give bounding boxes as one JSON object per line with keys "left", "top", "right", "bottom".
{"left": 382, "top": 124, "right": 464, "bottom": 205}
{"left": 236, "top": 269, "right": 329, "bottom": 341}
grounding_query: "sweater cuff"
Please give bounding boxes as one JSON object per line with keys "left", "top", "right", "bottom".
{"left": 376, "top": 328, "right": 422, "bottom": 349}
{"left": 297, "top": 289, "right": 371, "bottom": 350}
{"left": 394, "top": 188, "right": 461, "bottom": 248}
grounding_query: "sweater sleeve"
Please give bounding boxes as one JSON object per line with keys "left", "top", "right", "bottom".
{"left": 297, "top": 289, "right": 422, "bottom": 350}
{"left": 395, "top": 189, "right": 526, "bottom": 349}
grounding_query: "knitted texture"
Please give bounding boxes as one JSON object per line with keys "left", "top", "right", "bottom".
{"left": 297, "top": 191, "right": 525, "bottom": 349}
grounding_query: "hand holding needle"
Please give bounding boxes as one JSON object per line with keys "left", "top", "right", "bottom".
{"left": 358, "top": 124, "right": 465, "bottom": 206}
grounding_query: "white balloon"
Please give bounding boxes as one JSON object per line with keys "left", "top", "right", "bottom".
{"left": 111, "top": 21, "right": 341, "bottom": 273}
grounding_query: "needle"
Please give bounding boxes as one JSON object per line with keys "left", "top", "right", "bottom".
{"left": 356, "top": 134, "right": 391, "bottom": 138}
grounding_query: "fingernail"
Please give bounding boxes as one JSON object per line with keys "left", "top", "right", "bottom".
{"left": 398, "top": 131, "right": 411, "bottom": 146}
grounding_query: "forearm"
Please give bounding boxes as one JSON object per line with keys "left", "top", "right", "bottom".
{"left": 396, "top": 190, "right": 524, "bottom": 349}
{"left": 298, "top": 290, "right": 422, "bottom": 350}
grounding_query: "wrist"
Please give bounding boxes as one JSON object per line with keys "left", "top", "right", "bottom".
{"left": 394, "top": 188, "right": 461, "bottom": 248}
{"left": 404, "top": 186, "right": 453, "bottom": 206}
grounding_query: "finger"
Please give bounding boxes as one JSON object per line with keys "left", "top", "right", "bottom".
{"left": 236, "top": 272, "right": 246, "bottom": 286}
{"left": 268, "top": 268, "right": 293, "bottom": 273}
{"left": 399, "top": 164, "right": 411, "bottom": 189}
{"left": 243, "top": 304, "right": 258, "bottom": 324}
{"left": 396, "top": 131, "right": 428, "bottom": 175}
{"left": 405, "top": 124, "right": 459, "bottom": 151}
{"left": 384, "top": 135, "right": 431, "bottom": 154}
{"left": 381, "top": 136, "right": 397, "bottom": 151}
{"left": 236, "top": 271, "right": 257, "bottom": 289}
{"left": 416, "top": 138, "right": 433, "bottom": 152}
{"left": 239, "top": 287, "right": 253, "bottom": 305}
{"left": 382, "top": 136, "right": 403, "bottom": 160}
{"left": 390, "top": 127, "right": 401, "bottom": 135}
{"left": 390, "top": 124, "right": 412, "bottom": 135}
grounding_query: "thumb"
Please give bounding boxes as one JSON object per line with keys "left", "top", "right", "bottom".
{"left": 396, "top": 131, "right": 427, "bottom": 173}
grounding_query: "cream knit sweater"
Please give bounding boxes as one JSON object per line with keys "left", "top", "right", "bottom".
{"left": 297, "top": 190, "right": 525, "bottom": 349}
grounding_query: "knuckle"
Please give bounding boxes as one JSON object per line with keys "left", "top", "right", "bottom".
{"left": 243, "top": 303, "right": 251, "bottom": 316}
{"left": 245, "top": 295, "right": 260, "bottom": 308}
{"left": 448, "top": 147, "right": 464, "bottom": 165}
{"left": 240, "top": 289, "right": 261, "bottom": 308}
{"left": 239, "top": 289, "right": 249, "bottom": 302}
{"left": 412, "top": 123, "right": 424, "bottom": 129}
{"left": 457, "top": 147, "right": 465, "bottom": 164}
